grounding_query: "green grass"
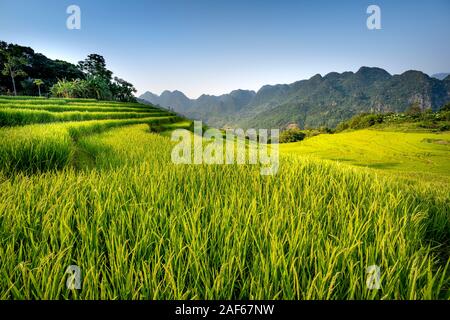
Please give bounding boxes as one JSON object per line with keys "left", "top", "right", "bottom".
{"left": 0, "top": 96, "right": 449, "bottom": 300}
{"left": 0, "top": 97, "right": 179, "bottom": 173}
{"left": 0, "top": 102, "right": 160, "bottom": 113}
{"left": 0, "top": 116, "right": 179, "bottom": 173}
{"left": 0, "top": 108, "right": 172, "bottom": 126}
{"left": 0, "top": 96, "right": 99, "bottom": 104}
{"left": 280, "top": 129, "right": 450, "bottom": 182}
{"left": 0, "top": 96, "right": 156, "bottom": 109}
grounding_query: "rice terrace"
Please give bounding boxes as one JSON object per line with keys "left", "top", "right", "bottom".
{"left": 0, "top": 95, "right": 449, "bottom": 299}
{"left": 0, "top": 0, "right": 450, "bottom": 308}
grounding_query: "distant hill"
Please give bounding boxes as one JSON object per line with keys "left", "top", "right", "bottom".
{"left": 431, "top": 73, "right": 450, "bottom": 80}
{"left": 141, "top": 67, "right": 450, "bottom": 129}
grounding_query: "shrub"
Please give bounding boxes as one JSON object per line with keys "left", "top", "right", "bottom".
{"left": 50, "top": 79, "right": 86, "bottom": 98}
{"left": 280, "top": 128, "right": 306, "bottom": 143}
{"left": 406, "top": 103, "right": 423, "bottom": 118}
{"left": 439, "top": 110, "right": 450, "bottom": 121}
{"left": 336, "top": 113, "right": 384, "bottom": 132}
{"left": 50, "top": 76, "right": 135, "bottom": 101}
{"left": 148, "top": 124, "right": 163, "bottom": 133}
{"left": 439, "top": 102, "right": 450, "bottom": 112}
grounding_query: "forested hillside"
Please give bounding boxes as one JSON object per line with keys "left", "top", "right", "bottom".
{"left": 141, "top": 67, "right": 450, "bottom": 129}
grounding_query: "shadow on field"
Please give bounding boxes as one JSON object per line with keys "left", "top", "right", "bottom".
{"left": 74, "top": 139, "right": 117, "bottom": 170}
{"left": 329, "top": 158, "right": 354, "bottom": 162}
{"left": 354, "top": 162, "right": 401, "bottom": 170}
{"left": 420, "top": 196, "right": 450, "bottom": 266}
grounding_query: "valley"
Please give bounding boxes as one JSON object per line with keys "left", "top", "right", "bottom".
{"left": 141, "top": 67, "right": 450, "bottom": 129}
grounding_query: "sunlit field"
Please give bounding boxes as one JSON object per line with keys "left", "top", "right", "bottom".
{"left": 280, "top": 129, "right": 450, "bottom": 183}
{"left": 0, "top": 97, "right": 449, "bottom": 299}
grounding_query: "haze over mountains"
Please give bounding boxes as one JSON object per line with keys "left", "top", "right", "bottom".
{"left": 140, "top": 67, "right": 450, "bottom": 129}
{"left": 432, "top": 73, "right": 450, "bottom": 80}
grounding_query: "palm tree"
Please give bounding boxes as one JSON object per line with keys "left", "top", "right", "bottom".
{"left": 33, "top": 79, "right": 44, "bottom": 97}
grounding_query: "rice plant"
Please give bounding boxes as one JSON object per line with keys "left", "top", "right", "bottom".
{"left": 0, "top": 108, "right": 174, "bottom": 126}
{"left": 0, "top": 97, "right": 448, "bottom": 300}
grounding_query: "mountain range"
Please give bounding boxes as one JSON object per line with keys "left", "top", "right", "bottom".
{"left": 140, "top": 67, "right": 450, "bottom": 129}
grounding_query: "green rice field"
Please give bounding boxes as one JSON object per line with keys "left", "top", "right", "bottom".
{"left": 0, "top": 96, "right": 449, "bottom": 299}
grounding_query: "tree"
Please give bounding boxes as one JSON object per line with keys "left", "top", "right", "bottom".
{"left": 50, "top": 76, "right": 113, "bottom": 100}
{"left": 50, "top": 79, "right": 77, "bottom": 98}
{"left": 49, "top": 52, "right": 137, "bottom": 101}
{"left": 406, "top": 102, "right": 422, "bottom": 117}
{"left": 440, "top": 102, "right": 450, "bottom": 112}
{"left": 0, "top": 42, "right": 84, "bottom": 95}
{"left": 33, "top": 79, "right": 44, "bottom": 96}
{"left": 84, "top": 76, "right": 112, "bottom": 100}
{"left": 77, "top": 54, "right": 112, "bottom": 82}
{"left": 1, "top": 51, "right": 29, "bottom": 96}
{"left": 111, "top": 77, "right": 137, "bottom": 102}
{"left": 20, "top": 78, "right": 35, "bottom": 96}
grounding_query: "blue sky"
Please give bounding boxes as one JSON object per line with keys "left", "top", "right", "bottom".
{"left": 1, "top": 0, "right": 449, "bottom": 98}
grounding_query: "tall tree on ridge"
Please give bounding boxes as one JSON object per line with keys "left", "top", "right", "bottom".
{"left": 77, "top": 54, "right": 112, "bottom": 82}
{"left": 0, "top": 50, "right": 29, "bottom": 96}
